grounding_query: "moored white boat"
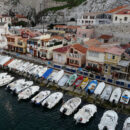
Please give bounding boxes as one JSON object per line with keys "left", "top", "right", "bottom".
{"left": 42, "top": 92, "right": 63, "bottom": 109}
{"left": 18, "top": 86, "right": 40, "bottom": 100}
{"left": 60, "top": 97, "right": 81, "bottom": 116}
{"left": 74, "top": 104, "right": 97, "bottom": 124}
{"left": 58, "top": 75, "right": 69, "bottom": 87}
{"left": 120, "top": 90, "right": 130, "bottom": 104}
{"left": 52, "top": 70, "right": 64, "bottom": 83}
{"left": 0, "top": 75, "right": 14, "bottom": 87}
{"left": 100, "top": 86, "right": 113, "bottom": 100}
{"left": 109, "top": 88, "right": 122, "bottom": 104}
{"left": 94, "top": 82, "right": 105, "bottom": 95}
{"left": 98, "top": 110, "right": 118, "bottom": 130}
{"left": 123, "top": 117, "right": 130, "bottom": 130}
{"left": 31, "top": 91, "right": 51, "bottom": 105}
{"left": 14, "top": 81, "right": 33, "bottom": 94}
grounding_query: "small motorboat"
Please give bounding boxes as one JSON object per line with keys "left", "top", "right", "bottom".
{"left": 38, "top": 67, "right": 48, "bottom": 78}
{"left": 47, "top": 71, "right": 57, "bottom": 82}
{"left": 18, "top": 86, "right": 40, "bottom": 101}
{"left": 94, "top": 82, "right": 105, "bottom": 95}
{"left": 0, "top": 75, "right": 14, "bottom": 87}
{"left": 85, "top": 80, "right": 98, "bottom": 94}
{"left": 52, "top": 70, "right": 64, "bottom": 83}
{"left": 66, "top": 74, "right": 77, "bottom": 86}
{"left": 73, "top": 76, "right": 84, "bottom": 88}
{"left": 14, "top": 81, "right": 33, "bottom": 94}
{"left": 41, "top": 92, "right": 63, "bottom": 109}
{"left": 123, "top": 117, "right": 130, "bottom": 130}
{"left": 98, "top": 110, "right": 118, "bottom": 130}
{"left": 6, "top": 79, "right": 25, "bottom": 90}
{"left": 60, "top": 97, "right": 81, "bottom": 116}
{"left": 31, "top": 91, "right": 51, "bottom": 105}
{"left": 100, "top": 86, "right": 113, "bottom": 100}
{"left": 58, "top": 75, "right": 69, "bottom": 87}
{"left": 79, "top": 77, "right": 89, "bottom": 90}
{"left": 109, "top": 88, "right": 122, "bottom": 104}
{"left": 9, "top": 79, "right": 26, "bottom": 91}
{"left": 74, "top": 104, "right": 97, "bottom": 124}
{"left": 42, "top": 68, "right": 53, "bottom": 79}
{"left": 120, "top": 90, "right": 130, "bottom": 104}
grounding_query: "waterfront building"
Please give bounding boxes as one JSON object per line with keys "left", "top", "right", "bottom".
{"left": 0, "top": 22, "right": 10, "bottom": 49}
{"left": 6, "top": 34, "right": 27, "bottom": 54}
{"left": 53, "top": 45, "right": 71, "bottom": 65}
{"left": 98, "top": 34, "right": 114, "bottom": 43}
{"left": 76, "top": 25, "right": 94, "bottom": 42}
{"left": 66, "top": 43, "right": 87, "bottom": 67}
{"left": 0, "top": 15, "right": 11, "bottom": 25}
{"left": 113, "top": 9, "right": 130, "bottom": 24}
{"left": 86, "top": 46, "right": 107, "bottom": 74}
{"left": 104, "top": 46, "right": 128, "bottom": 79}
{"left": 77, "top": 12, "right": 111, "bottom": 26}
{"left": 27, "top": 34, "right": 67, "bottom": 60}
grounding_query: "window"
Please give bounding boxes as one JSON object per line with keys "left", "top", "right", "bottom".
{"left": 88, "top": 63, "right": 92, "bottom": 67}
{"left": 124, "top": 17, "right": 128, "bottom": 21}
{"left": 90, "top": 16, "right": 95, "bottom": 19}
{"left": 107, "top": 54, "right": 111, "bottom": 59}
{"left": 115, "top": 16, "right": 118, "bottom": 21}
{"left": 75, "top": 60, "right": 79, "bottom": 65}
{"left": 89, "top": 51, "right": 99, "bottom": 57}
{"left": 112, "top": 55, "right": 115, "bottom": 59}
{"left": 70, "top": 48, "right": 73, "bottom": 53}
{"left": 19, "top": 48, "right": 23, "bottom": 52}
{"left": 93, "top": 64, "right": 97, "bottom": 68}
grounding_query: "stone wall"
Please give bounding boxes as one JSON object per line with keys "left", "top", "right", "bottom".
{"left": 94, "top": 23, "right": 130, "bottom": 44}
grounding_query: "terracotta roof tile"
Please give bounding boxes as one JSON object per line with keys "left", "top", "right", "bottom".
{"left": 106, "top": 46, "right": 125, "bottom": 55}
{"left": 116, "top": 9, "right": 130, "bottom": 14}
{"left": 51, "top": 35, "right": 64, "bottom": 40}
{"left": 98, "top": 35, "right": 113, "bottom": 40}
{"left": 88, "top": 46, "right": 107, "bottom": 53}
{"left": 72, "top": 43, "right": 87, "bottom": 54}
{"left": 53, "top": 45, "right": 71, "bottom": 53}
{"left": 106, "top": 5, "right": 128, "bottom": 13}
{"left": 84, "top": 39, "right": 102, "bottom": 47}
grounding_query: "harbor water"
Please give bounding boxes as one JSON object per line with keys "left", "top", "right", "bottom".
{"left": 0, "top": 70, "right": 129, "bottom": 130}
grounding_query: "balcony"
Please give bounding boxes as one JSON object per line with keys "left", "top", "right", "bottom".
{"left": 68, "top": 53, "right": 80, "bottom": 58}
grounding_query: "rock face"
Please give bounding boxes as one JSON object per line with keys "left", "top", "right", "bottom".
{"left": 0, "top": 0, "right": 130, "bottom": 24}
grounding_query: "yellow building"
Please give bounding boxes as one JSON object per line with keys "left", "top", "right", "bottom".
{"left": 6, "top": 34, "right": 27, "bottom": 54}
{"left": 104, "top": 46, "right": 127, "bottom": 79}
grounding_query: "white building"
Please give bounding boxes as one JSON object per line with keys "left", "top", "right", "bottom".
{"left": 0, "top": 22, "right": 10, "bottom": 49}
{"left": 86, "top": 46, "right": 107, "bottom": 73}
{"left": 77, "top": 12, "right": 111, "bottom": 26}
{"left": 0, "top": 15, "right": 11, "bottom": 24}
{"left": 113, "top": 9, "right": 130, "bottom": 24}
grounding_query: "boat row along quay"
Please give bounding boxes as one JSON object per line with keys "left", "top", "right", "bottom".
{"left": 0, "top": 73, "right": 130, "bottom": 130}
{"left": 0, "top": 54, "right": 130, "bottom": 115}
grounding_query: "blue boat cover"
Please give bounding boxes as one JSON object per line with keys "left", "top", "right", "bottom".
{"left": 42, "top": 68, "right": 53, "bottom": 79}
{"left": 122, "top": 96, "right": 129, "bottom": 99}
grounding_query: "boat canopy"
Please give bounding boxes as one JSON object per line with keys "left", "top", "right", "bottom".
{"left": 42, "top": 68, "right": 53, "bottom": 79}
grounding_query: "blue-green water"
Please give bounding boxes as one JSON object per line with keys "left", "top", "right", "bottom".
{"left": 0, "top": 86, "right": 128, "bottom": 130}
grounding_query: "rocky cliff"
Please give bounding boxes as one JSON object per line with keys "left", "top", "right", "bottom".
{"left": 0, "top": 0, "right": 130, "bottom": 24}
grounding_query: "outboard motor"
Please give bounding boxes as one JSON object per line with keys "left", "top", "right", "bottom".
{"left": 62, "top": 108, "right": 67, "bottom": 114}
{"left": 88, "top": 89, "right": 91, "bottom": 94}
{"left": 112, "top": 100, "right": 116, "bottom": 104}
{"left": 44, "top": 102, "right": 48, "bottom": 107}
{"left": 76, "top": 117, "right": 82, "bottom": 124}
{"left": 103, "top": 126, "right": 108, "bottom": 130}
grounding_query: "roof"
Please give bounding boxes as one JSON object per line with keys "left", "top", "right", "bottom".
{"left": 106, "top": 5, "right": 128, "bottom": 14}
{"left": 53, "top": 45, "right": 71, "bottom": 53}
{"left": 120, "top": 43, "right": 130, "bottom": 49}
{"left": 116, "top": 9, "right": 130, "bottom": 15}
{"left": 88, "top": 46, "right": 107, "bottom": 53}
{"left": 118, "top": 60, "right": 130, "bottom": 67}
{"left": 72, "top": 43, "right": 87, "bottom": 54}
{"left": 98, "top": 35, "right": 113, "bottom": 40}
{"left": 15, "top": 14, "right": 27, "bottom": 18}
{"left": 84, "top": 39, "right": 102, "bottom": 47}
{"left": 106, "top": 46, "right": 125, "bottom": 55}
{"left": 51, "top": 35, "right": 64, "bottom": 40}
{"left": 54, "top": 25, "right": 66, "bottom": 28}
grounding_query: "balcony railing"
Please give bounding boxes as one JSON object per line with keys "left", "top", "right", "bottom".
{"left": 68, "top": 53, "right": 80, "bottom": 58}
